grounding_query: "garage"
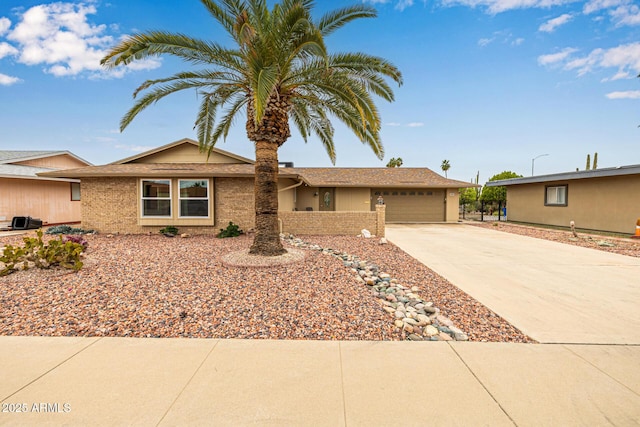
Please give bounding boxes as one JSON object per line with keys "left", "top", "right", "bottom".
{"left": 372, "top": 188, "right": 445, "bottom": 222}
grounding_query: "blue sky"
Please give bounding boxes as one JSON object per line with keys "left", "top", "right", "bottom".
{"left": 0, "top": 0, "right": 639, "bottom": 183}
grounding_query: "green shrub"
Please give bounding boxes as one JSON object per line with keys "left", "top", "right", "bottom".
{"left": 1, "top": 229, "right": 85, "bottom": 276}
{"left": 217, "top": 222, "right": 243, "bottom": 238}
{"left": 45, "top": 225, "right": 94, "bottom": 235}
{"left": 159, "top": 226, "right": 179, "bottom": 235}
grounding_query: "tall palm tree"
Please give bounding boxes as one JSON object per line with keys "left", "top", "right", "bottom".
{"left": 441, "top": 159, "right": 450, "bottom": 178}
{"left": 101, "top": 0, "right": 402, "bottom": 256}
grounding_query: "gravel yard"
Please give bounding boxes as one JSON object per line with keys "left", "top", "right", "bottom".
{"left": 470, "top": 222, "right": 640, "bottom": 258}
{"left": 0, "top": 231, "right": 532, "bottom": 342}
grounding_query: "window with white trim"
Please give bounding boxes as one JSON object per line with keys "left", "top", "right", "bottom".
{"left": 141, "top": 180, "right": 171, "bottom": 217}
{"left": 179, "top": 179, "right": 209, "bottom": 217}
{"left": 545, "top": 185, "right": 567, "bottom": 206}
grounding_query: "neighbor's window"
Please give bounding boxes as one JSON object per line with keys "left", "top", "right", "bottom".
{"left": 179, "top": 180, "right": 209, "bottom": 217}
{"left": 70, "top": 182, "right": 81, "bottom": 201}
{"left": 142, "top": 179, "right": 171, "bottom": 217}
{"left": 545, "top": 185, "right": 567, "bottom": 206}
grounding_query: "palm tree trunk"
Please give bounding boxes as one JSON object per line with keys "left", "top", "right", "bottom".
{"left": 249, "top": 139, "right": 286, "bottom": 256}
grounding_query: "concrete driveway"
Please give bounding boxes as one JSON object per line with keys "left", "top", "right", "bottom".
{"left": 386, "top": 224, "right": 640, "bottom": 344}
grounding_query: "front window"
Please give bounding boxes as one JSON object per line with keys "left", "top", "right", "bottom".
{"left": 545, "top": 185, "right": 567, "bottom": 206}
{"left": 70, "top": 182, "right": 81, "bottom": 201}
{"left": 179, "top": 180, "right": 209, "bottom": 217}
{"left": 142, "top": 180, "right": 171, "bottom": 217}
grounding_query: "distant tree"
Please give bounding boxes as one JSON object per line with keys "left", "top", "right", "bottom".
{"left": 386, "top": 157, "right": 403, "bottom": 167}
{"left": 593, "top": 152, "right": 598, "bottom": 169}
{"left": 586, "top": 154, "right": 591, "bottom": 170}
{"left": 459, "top": 186, "right": 477, "bottom": 212}
{"left": 441, "top": 159, "right": 451, "bottom": 177}
{"left": 480, "top": 171, "right": 522, "bottom": 203}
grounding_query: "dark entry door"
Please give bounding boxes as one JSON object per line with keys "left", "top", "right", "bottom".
{"left": 319, "top": 188, "right": 335, "bottom": 211}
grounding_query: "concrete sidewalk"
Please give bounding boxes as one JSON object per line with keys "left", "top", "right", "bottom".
{"left": 386, "top": 224, "right": 640, "bottom": 345}
{"left": 1, "top": 337, "right": 639, "bottom": 426}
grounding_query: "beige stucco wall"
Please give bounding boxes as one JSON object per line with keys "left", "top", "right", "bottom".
{"left": 335, "top": 187, "right": 371, "bottom": 211}
{"left": 506, "top": 175, "right": 640, "bottom": 234}
{"left": 277, "top": 179, "right": 298, "bottom": 212}
{"left": 14, "top": 154, "right": 88, "bottom": 169}
{"left": 296, "top": 185, "right": 319, "bottom": 211}
{"left": 131, "top": 144, "right": 247, "bottom": 164}
{"left": 0, "top": 177, "right": 81, "bottom": 225}
{"left": 445, "top": 188, "right": 460, "bottom": 222}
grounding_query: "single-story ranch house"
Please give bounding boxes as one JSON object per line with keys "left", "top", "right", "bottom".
{"left": 40, "top": 138, "right": 476, "bottom": 235}
{"left": 1, "top": 150, "right": 92, "bottom": 228}
{"left": 486, "top": 165, "right": 640, "bottom": 235}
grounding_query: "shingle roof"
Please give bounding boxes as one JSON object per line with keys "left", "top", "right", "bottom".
{"left": 485, "top": 164, "right": 640, "bottom": 187}
{"left": 289, "top": 167, "right": 474, "bottom": 188}
{"left": 0, "top": 164, "right": 79, "bottom": 182}
{"left": 0, "top": 150, "right": 66, "bottom": 164}
{"left": 38, "top": 163, "right": 477, "bottom": 188}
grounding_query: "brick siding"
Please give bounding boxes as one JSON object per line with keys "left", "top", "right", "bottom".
{"left": 81, "top": 177, "right": 386, "bottom": 236}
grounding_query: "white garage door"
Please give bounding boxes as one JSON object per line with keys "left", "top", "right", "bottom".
{"left": 373, "top": 189, "right": 445, "bottom": 222}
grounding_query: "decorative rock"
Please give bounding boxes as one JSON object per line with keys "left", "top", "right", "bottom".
{"left": 394, "top": 319, "right": 404, "bottom": 328}
{"left": 402, "top": 318, "right": 417, "bottom": 325}
{"left": 411, "top": 286, "right": 419, "bottom": 292}
{"left": 379, "top": 237, "right": 388, "bottom": 245}
{"left": 383, "top": 307, "right": 396, "bottom": 314}
{"left": 361, "top": 229, "right": 372, "bottom": 238}
{"left": 385, "top": 294, "right": 397, "bottom": 302}
{"left": 423, "top": 306, "right": 437, "bottom": 314}
{"left": 424, "top": 325, "right": 439, "bottom": 337}
{"left": 436, "top": 315, "right": 455, "bottom": 327}
{"left": 416, "top": 314, "right": 431, "bottom": 325}
{"left": 180, "top": 233, "right": 191, "bottom": 238}
{"left": 403, "top": 324, "right": 414, "bottom": 334}
{"left": 438, "top": 332, "right": 453, "bottom": 341}
{"left": 379, "top": 273, "right": 391, "bottom": 280}
{"left": 394, "top": 310, "right": 405, "bottom": 319}
{"left": 408, "top": 334, "right": 424, "bottom": 341}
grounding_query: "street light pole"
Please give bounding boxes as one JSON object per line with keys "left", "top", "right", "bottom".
{"left": 532, "top": 153, "right": 549, "bottom": 176}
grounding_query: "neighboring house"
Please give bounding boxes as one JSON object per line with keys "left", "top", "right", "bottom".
{"left": 39, "top": 138, "right": 475, "bottom": 235}
{"left": 485, "top": 165, "right": 640, "bottom": 234}
{"left": 0, "top": 150, "right": 92, "bottom": 228}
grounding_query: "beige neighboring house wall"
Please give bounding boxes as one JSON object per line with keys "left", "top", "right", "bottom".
{"left": 38, "top": 138, "right": 477, "bottom": 234}
{"left": 490, "top": 166, "right": 640, "bottom": 235}
{"left": 0, "top": 151, "right": 91, "bottom": 226}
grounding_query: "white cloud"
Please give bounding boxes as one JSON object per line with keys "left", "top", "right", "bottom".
{"left": 395, "top": 0, "right": 414, "bottom": 11}
{"left": 583, "top": 0, "right": 627, "bottom": 14}
{"left": 478, "top": 37, "right": 494, "bottom": 46}
{"left": 540, "top": 43, "right": 640, "bottom": 80}
{"left": 407, "top": 122, "right": 425, "bottom": 127}
{"left": 115, "top": 144, "right": 156, "bottom": 152}
{"left": 440, "top": 0, "right": 579, "bottom": 14}
{"left": 0, "top": 73, "right": 21, "bottom": 85}
{"left": 512, "top": 37, "right": 525, "bottom": 46}
{"left": 2, "top": 2, "right": 160, "bottom": 79}
{"left": 537, "top": 47, "right": 579, "bottom": 66}
{"left": 0, "top": 42, "right": 18, "bottom": 59}
{"left": 0, "top": 17, "right": 11, "bottom": 36}
{"left": 386, "top": 122, "right": 402, "bottom": 126}
{"left": 610, "top": 4, "right": 640, "bottom": 26}
{"left": 539, "top": 13, "right": 573, "bottom": 32}
{"left": 606, "top": 90, "right": 640, "bottom": 99}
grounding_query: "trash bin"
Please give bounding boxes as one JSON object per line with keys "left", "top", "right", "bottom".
{"left": 11, "top": 216, "right": 43, "bottom": 230}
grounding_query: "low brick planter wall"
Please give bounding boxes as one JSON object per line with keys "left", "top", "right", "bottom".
{"left": 279, "top": 205, "right": 385, "bottom": 236}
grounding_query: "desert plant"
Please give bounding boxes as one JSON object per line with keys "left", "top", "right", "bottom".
{"left": 159, "top": 226, "right": 179, "bottom": 236}
{"left": 45, "top": 225, "right": 94, "bottom": 235}
{"left": 63, "top": 234, "right": 89, "bottom": 250}
{"left": 217, "top": 222, "right": 243, "bottom": 238}
{"left": 1, "top": 229, "right": 84, "bottom": 276}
